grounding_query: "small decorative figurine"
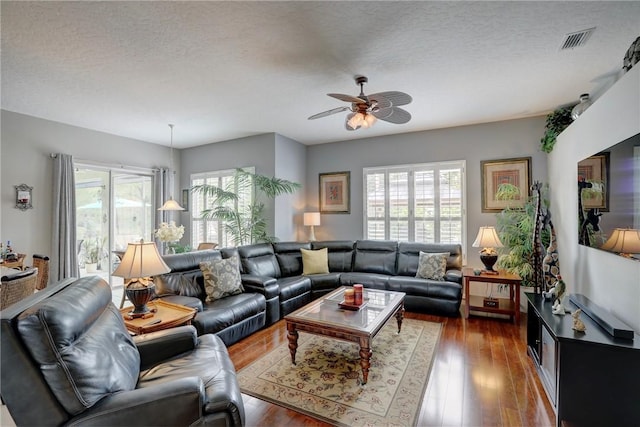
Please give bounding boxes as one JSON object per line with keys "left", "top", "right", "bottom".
{"left": 572, "top": 309, "right": 586, "bottom": 332}
{"left": 550, "top": 276, "right": 567, "bottom": 315}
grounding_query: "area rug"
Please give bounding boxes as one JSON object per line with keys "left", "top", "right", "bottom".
{"left": 237, "top": 318, "right": 442, "bottom": 426}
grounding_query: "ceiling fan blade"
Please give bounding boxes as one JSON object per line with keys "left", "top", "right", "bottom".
{"left": 368, "top": 91, "right": 412, "bottom": 106}
{"left": 374, "top": 107, "right": 412, "bottom": 124}
{"left": 308, "top": 106, "right": 350, "bottom": 120}
{"left": 328, "top": 93, "right": 367, "bottom": 104}
{"left": 344, "top": 113, "right": 359, "bottom": 131}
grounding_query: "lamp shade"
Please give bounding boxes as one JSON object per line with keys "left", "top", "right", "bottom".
{"left": 472, "top": 226, "right": 504, "bottom": 248}
{"left": 303, "top": 212, "right": 321, "bottom": 227}
{"left": 112, "top": 240, "right": 170, "bottom": 279}
{"left": 158, "top": 197, "right": 185, "bottom": 211}
{"left": 600, "top": 228, "right": 640, "bottom": 254}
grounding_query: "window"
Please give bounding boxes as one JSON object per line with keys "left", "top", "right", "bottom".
{"left": 364, "top": 161, "right": 466, "bottom": 246}
{"left": 190, "top": 168, "right": 254, "bottom": 248}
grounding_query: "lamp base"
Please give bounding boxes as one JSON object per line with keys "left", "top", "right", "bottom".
{"left": 125, "top": 281, "right": 157, "bottom": 319}
{"left": 480, "top": 254, "right": 499, "bottom": 274}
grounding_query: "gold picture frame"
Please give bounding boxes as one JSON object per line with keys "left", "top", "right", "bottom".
{"left": 577, "top": 152, "right": 609, "bottom": 211}
{"left": 481, "top": 157, "right": 532, "bottom": 212}
{"left": 319, "top": 171, "right": 350, "bottom": 214}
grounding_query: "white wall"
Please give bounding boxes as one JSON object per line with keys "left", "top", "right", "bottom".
{"left": 548, "top": 65, "right": 640, "bottom": 332}
{"left": 1, "top": 110, "right": 174, "bottom": 261}
{"left": 306, "top": 116, "right": 548, "bottom": 268}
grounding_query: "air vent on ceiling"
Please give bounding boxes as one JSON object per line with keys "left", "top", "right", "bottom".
{"left": 560, "top": 27, "right": 595, "bottom": 50}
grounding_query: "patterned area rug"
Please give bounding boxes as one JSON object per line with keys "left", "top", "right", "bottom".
{"left": 237, "top": 318, "right": 442, "bottom": 426}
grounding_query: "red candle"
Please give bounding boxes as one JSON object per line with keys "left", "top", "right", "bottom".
{"left": 353, "top": 284, "right": 363, "bottom": 305}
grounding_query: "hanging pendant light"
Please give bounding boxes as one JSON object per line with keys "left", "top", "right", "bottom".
{"left": 158, "top": 124, "right": 185, "bottom": 211}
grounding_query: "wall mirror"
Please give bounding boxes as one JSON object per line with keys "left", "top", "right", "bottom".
{"left": 577, "top": 132, "right": 640, "bottom": 261}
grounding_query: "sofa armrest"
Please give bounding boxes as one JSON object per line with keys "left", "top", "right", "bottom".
{"left": 444, "top": 269, "right": 462, "bottom": 284}
{"left": 241, "top": 274, "right": 279, "bottom": 299}
{"left": 67, "top": 377, "right": 204, "bottom": 426}
{"left": 134, "top": 326, "right": 197, "bottom": 370}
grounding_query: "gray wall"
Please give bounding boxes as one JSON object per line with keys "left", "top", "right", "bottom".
{"left": 548, "top": 64, "right": 640, "bottom": 332}
{"left": 306, "top": 116, "right": 548, "bottom": 267}
{"left": 1, "top": 110, "right": 174, "bottom": 261}
{"left": 179, "top": 133, "right": 276, "bottom": 245}
{"left": 274, "top": 134, "right": 306, "bottom": 241}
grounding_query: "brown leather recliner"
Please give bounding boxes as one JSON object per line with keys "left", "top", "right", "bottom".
{"left": 0, "top": 275, "right": 245, "bottom": 426}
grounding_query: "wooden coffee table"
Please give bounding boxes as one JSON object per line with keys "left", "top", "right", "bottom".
{"left": 119, "top": 300, "right": 197, "bottom": 335}
{"left": 285, "top": 286, "right": 405, "bottom": 385}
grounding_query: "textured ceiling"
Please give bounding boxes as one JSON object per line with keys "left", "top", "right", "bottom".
{"left": 2, "top": 1, "right": 639, "bottom": 148}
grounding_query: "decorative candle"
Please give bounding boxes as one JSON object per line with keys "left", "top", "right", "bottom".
{"left": 344, "top": 288, "right": 355, "bottom": 305}
{"left": 353, "top": 284, "right": 363, "bottom": 305}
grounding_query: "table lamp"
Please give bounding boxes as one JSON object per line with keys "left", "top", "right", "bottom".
{"left": 472, "top": 226, "right": 504, "bottom": 274}
{"left": 304, "top": 212, "right": 321, "bottom": 242}
{"left": 600, "top": 228, "right": 640, "bottom": 259}
{"left": 112, "top": 240, "right": 170, "bottom": 318}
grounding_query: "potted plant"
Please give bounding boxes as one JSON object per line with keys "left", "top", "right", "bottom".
{"left": 83, "top": 238, "right": 101, "bottom": 272}
{"left": 191, "top": 168, "right": 301, "bottom": 246}
{"left": 540, "top": 106, "right": 573, "bottom": 153}
{"left": 495, "top": 183, "right": 550, "bottom": 288}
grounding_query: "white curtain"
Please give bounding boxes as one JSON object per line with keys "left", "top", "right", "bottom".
{"left": 52, "top": 153, "right": 79, "bottom": 281}
{"left": 155, "top": 167, "right": 171, "bottom": 253}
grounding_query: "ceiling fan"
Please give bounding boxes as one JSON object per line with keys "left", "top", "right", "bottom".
{"left": 308, "top": 76, "right": 412, "bottom": 131}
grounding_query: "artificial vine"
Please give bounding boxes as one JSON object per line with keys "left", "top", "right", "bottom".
{"left": 540, "top": 107, "right": 573, "bottom": 153}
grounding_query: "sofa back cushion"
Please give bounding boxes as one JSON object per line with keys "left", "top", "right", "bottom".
{"left": 397, "top": 242, "right": 463, "bottom": 276}
{"left": 16, "top": 276, "right": 139, "bottom": 415}
{"left": 238, "top": 243, "right": 282, "bottom": 278}
{"left": 154, "top": 250, "right": 222, "bottom": 299}
{"left": 311, "top": 240, "right": 355, "bottom": 272}
{"left": 353, "top": 240, "right": 398, "bottom": 275}
{"left": 273, "top": 242, "right": 311, "bottom": 276}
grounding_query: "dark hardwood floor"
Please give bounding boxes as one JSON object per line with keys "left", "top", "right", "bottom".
{"left": 227, "top": 311, "right": 556, "bottom": 427}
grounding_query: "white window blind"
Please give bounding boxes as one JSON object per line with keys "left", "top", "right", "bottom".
{"left": 363, "top": 161, "right": 466, "bottom": 245}
{"left": 190, "top": 167, "right": 254, "bottom": 248}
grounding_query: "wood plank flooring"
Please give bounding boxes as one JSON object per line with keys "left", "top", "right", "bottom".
{"left": 227, "top": 311, "right": 556, "bottom": 427}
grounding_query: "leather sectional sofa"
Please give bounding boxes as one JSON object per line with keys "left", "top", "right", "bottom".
{"left": 153, "top": 240, "right": 463, "bottom": 344}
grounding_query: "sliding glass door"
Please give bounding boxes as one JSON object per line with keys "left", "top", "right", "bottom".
{"left": 75, "top": 165, "right": 154, "bottom": 288}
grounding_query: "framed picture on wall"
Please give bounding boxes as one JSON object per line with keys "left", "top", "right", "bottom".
{"left": 481, "top": 157, "right": 532, "bottom": 212}
{"left": 319, "top": 171, "right": 350, "bottom": 214}
{"left": 182, "top": 189, "right": 190, "bottom": 212}
{"left": 577, "top": 152, "right": 609, "bottom": 211}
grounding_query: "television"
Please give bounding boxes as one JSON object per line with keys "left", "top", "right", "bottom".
{"left": 577, "top": 132, "right": 640, "bottom": 261}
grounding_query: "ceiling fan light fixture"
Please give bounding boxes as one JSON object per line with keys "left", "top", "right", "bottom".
{"left": 364, "top": 113, "right": 377, "bottom": 127}
{"left": 347, "top": 112, "right": 364, "bottom": 129}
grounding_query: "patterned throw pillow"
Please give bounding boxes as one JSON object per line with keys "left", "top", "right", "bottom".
{"left": 200, "top": 256, "right": 244, "bottom": 302}
{"left": 301, "top": 248, "right": 330, "bottom": 275}
{"left": 415, "top": 251, "right": 449, "bottom": 281}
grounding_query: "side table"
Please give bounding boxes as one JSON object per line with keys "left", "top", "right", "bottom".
{"left": 462, "top": 267, "right": 521, "bottom": 323}
{"left": 119, "top": 300, "right": 197, "bottom": 335}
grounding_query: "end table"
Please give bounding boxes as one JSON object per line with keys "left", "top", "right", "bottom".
{"left": 463, "top": 267, "right": 522, "bottom": 323}
{"left": 119, "top": 300, "right": 196, "bottom": 335}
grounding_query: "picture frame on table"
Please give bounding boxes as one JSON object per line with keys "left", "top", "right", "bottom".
{"left": 319, "top": 171, "right": 350, "bottom": 214}
{"left": 577, "top": 152, "right": 610, "bottom": 211}
{"left": 481, "top": 157, "right": 532, "bottom": 212}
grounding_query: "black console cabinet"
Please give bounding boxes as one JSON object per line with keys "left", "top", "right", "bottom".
{"left": 526, "top": 293, "right": 640, "bottom": 427}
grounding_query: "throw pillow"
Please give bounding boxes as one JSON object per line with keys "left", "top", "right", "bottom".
{"left": 301, "top": 247, "right": 330, "bottom": 275}
{"left": 200, "top": 256, "right": 244, "bottom": 303}
{"left": 416, "top": 251, "right": 449, "bottom": 281}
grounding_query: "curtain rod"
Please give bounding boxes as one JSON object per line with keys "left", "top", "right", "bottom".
{"left": 50, "top": 153, "right": 159, "bottom": 173}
